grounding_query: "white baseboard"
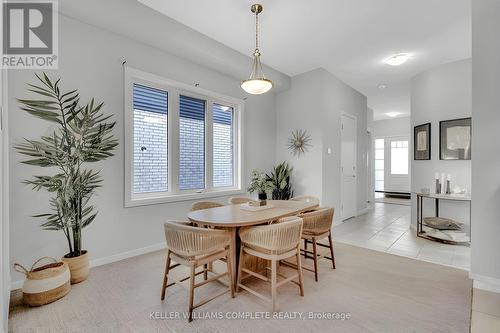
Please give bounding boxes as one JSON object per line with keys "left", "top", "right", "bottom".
{"left": 11, "top": 242, "right": 167, "bottom": 291}
{"left": 89, "top": 242, "right": 166, "bottom": 267}
{"left": 470, "top": 273, "right": 500, "bottom": 294}
{"left": 333, "top": 219, "right": 345, "bottom": 227}
{"left": 10, "top": 279, "right": 23, "bottom": 291}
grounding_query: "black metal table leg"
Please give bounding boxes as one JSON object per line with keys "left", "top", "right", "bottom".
{"left": 417, "top": 194, "right": 420, "bottom": 234}
{"left": 435, "top": 198, "right": 439, "bottom": 217}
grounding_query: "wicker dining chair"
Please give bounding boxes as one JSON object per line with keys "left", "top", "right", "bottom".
{"left": 190, "top": 201, "right": 227, "bottom": 277}
{"left": 236, "top": 216, "right": 304, "bottom": 312}
{"left": 161, "top": 221, "right": 234, "bottom": 322}
{"left": 290, "top": 195, "right": 320, "bottom": 207}
{"left": 190, "top": 201, "right": 224, "bottom": 211}
{"left": 283, "top": 207, "right": 335, "bottom": 282}
{"left": 228, "top": 197, "right": 253, "bottom": 205}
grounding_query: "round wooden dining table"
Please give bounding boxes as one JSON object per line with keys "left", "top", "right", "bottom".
{"left": 187, "top": 200, "right": 318, "bottom": 284}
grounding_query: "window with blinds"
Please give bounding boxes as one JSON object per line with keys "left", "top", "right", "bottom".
{"left": 213, "top": 104, "right": 233, "bottom": 187}
{"left": 125, "top": 68, "right": 242, "bottom": 206}
{"left": 179, "top": 95, "right": 206, "bottom": 190}
{"left": 132, "top": 84, "right": 168, "bottom": 194}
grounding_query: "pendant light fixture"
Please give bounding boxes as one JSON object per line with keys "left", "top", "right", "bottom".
{"left": 241, "top": 4, "right": 273, "bottom": 95}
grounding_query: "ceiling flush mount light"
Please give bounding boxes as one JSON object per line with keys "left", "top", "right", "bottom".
{"left": 385, "top": 53, "right": 410, "bottom": 66}
{"left": 378, "top": 84, "right": 388, "bottom": 90}
{"left": 241, "top": 4, "right": 273, "bottom": 95}
{"left": 385, "top": 112, "right": 401, "bottom": 118}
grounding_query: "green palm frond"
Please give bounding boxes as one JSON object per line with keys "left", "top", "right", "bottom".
{"left": 266, "top": 162, "right": 294, "bottom": 200}
{"left": 14, "top": 73, "right": 117, "bottom": 256}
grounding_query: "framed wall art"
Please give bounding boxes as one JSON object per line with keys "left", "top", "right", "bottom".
{"left": 439, "top": 117, "right": 471, "bottom": 160}
{"left": 414, "top": 123, "right": 431, "bottom": 160}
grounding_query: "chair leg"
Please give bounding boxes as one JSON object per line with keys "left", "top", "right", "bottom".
{"left": 312, "top": 237, "right": 318, "bottom": 282}
{"left": 271, "top": 259, "right": 278, "bottom": 312}
{"left": 328, "top": 232, "right": 336, "bottom": 269}
{"left": 225, "top": 248, "right": 235, "bottom": 298}
{"left": 204, "top": 264, "right": 208, "bottom": 280}
{"left": 296, "top": 246, "right": 304, "bottom": 296}
{"left": 236, "top": 245, "right": 245, "bottom": 293}
{"left": 188, "top": 265, "right": 196, "bottom": 322}
{"left": 161, "top": 250, "right": 171, "bottom": 301}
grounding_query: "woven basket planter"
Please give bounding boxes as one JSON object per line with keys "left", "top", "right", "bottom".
{"left": 62, "top": 250, "right": 89, "bottom": 284}
{"left": 14, "top": 257, "right": 71, "bottom": 307}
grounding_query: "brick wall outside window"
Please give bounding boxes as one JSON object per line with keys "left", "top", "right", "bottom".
{"left": 133, "top": 110, "right": 168, "bottom": 193}
{"left": 179, "top": 117, "right": 205, "bottom": 190}
{"left": 213, "top": 122, "right": 233, "bottom": 187}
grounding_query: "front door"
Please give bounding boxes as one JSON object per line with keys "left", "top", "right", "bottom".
{"left": 384, "top": 137, "right": 410, "bottom": 193}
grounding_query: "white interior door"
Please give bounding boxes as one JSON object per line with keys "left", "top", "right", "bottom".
{"left": 341, "top": 114, "right": 357, "bottom": 220}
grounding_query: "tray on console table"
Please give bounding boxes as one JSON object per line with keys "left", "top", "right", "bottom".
{"left": 414, "top": 193, "right": 471, "bottom": 245}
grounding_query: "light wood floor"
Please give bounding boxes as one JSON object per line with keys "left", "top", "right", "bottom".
{"left": 9, "top": 243, "right": 471, "bottom": 332}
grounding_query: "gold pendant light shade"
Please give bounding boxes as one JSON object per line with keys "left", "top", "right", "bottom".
{"left": 241, "top": 4, "right": 273, "bottom": 95}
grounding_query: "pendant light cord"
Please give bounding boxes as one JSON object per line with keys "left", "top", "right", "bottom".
{"left": 255, "top": 10, "right": 259, "bottom": 51}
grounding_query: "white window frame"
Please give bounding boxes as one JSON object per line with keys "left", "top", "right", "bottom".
{"left": 124, "top": 67, "right": 243, "bottom": 207}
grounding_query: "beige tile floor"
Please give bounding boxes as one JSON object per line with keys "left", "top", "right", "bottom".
{"left": 333, "top": 202, "right": 470, "bottom": 270}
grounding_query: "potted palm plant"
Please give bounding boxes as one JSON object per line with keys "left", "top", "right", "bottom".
{"left": 247, "top": 170, "right": 275, "bottom": 205}
{"left": 267, "top": 162, "right": 294, "bottom": 200}
{"left": 15, "top": 73, "right": 118, "bottom": 284}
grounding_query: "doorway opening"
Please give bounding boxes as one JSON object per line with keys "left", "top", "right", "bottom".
{"left": 374, "top": 137, "right": 410, "bottom": 206}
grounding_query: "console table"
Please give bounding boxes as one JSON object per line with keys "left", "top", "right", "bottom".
{"left": 415, "top": 192, "right": 471, "bottom": 245}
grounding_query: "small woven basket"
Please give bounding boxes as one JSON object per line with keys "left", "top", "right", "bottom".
{"left": 14, "top": 257, "right": 71, "bottom": 306}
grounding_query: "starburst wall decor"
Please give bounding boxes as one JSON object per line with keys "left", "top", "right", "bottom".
{"left": 288, "top": 129, "right": 312, "bottom": 157}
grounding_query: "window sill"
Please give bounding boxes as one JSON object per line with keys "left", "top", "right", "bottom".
{"left": 125, "top": 188, "right": 245, "bottom": 208}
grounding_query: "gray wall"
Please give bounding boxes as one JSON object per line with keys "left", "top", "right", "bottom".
{"left": 471, "top": 0, "right": 500, "bottom": 289}
{"left": 410, "top": 59, "right": 472, "bottom": 228}
{"left": 8, "top": 14, "right": 278, "bottom": 287}
{"left": 1, "top": 71, "right": 9, "bottom": 333}
{"left": 275, "top": 70, "right": 324, "bottom": 201}
{"left": 59, "top": 0, "right": 291, "bottom": 93}
{"left": 276, "top": 68, "right": 368, "bottom": 222}
{"left": 372, "top": 117, "right": 411, "bottom": 139}
{"left": 323, "top": 70, "right": 369, "bottom": 218}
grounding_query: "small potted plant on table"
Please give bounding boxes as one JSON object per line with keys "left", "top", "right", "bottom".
{"left": 247, "top": 170, "right": 275, "bottom": 206}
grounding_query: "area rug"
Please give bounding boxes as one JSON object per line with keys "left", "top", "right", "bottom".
{"left": 9, "top": 243, "right": 472, "bottom": 333}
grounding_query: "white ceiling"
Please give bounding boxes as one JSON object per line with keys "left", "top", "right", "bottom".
{"left": 138, "top": 0, "right": 471, "bottom": 120}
